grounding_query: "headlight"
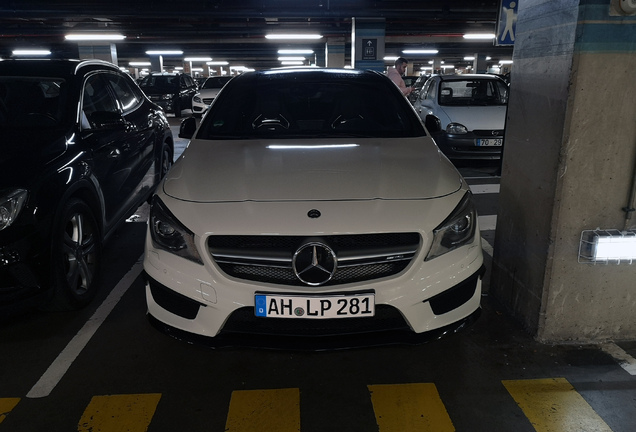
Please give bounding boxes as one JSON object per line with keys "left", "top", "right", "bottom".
{"left": 0, "top": 189, "right": 28, "bottom": 232}
{"left": 161, "top": 94, "right": 174, "bottom": 100}
{"left": 193, "top": 95, "right": 202, "bottom": 103}
{"left": 446, "top": 123, "right": 468, "bottom": 134}
{"left": 425, "top": 192, "right": 477, "bottom": 261}
{"left": 149, "top": 195, "right": 203, "bottom": 264}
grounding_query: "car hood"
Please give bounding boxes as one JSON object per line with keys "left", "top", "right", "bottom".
{"left": 438, "top": 105, "right": 506, "bottom": 130}
{"left": 0, "top": 130, "right": 68, "bottom": 185}
{"left": 163, "top": 136, "right": 463, "bottom": 202}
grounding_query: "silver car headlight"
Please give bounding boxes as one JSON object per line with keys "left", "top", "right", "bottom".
{"left": 446, "top": 122, "right": 468, "bottom": 134}
{"left": 193, "top": 95, "right": 202, "bottom": 103}
{"left": 425, "top": 192, "right": 477, "bottom": 261}
{"left": 0, "top": 189, "right": 28, "bottom": 232}
{"left": 149, "top": 195, "right": 203, "bottom": 264}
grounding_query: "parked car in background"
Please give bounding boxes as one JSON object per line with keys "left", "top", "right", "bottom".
{"left": 144, "top": 67, "right": 483, "bottom": 348}
{"left": 414, "top": 74, "right": 508, "bottom": 161}
{"left": 191, "top": 75, "right": 233, "bottom": 117}
{"left": 138, "top": 72, "right": 197, "bottom": 117}
{"left": 408, "top": 74, "right": 429, "bottom": 104}
{"left": 0, "top": 59, "right": 174, "bottom": 314}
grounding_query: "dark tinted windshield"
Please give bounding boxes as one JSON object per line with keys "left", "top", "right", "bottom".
{"left": 139, "top": 75, "right": 179, "bottom": 91}
{"left": 0, "top": 77, "right": 66, "bottom": 129}
{"left": 438, "top": 79, "right": 508, "bottom": 106}
{"left": 202, "top": 76, "right": 232, "bottom": 89}
{"left": 197, "top": 71, "right": 425, "bottom": 139}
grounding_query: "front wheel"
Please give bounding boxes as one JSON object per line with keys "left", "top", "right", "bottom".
{"left": 47, "top": 199, "right": 102, "bottom": 311}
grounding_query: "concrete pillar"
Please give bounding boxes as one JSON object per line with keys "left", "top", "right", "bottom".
{"left": 77, "top": 42, "right": 118, "bottom": 65}
{"left": 432, "top": 58, "right": 442, "bottom": 75}
{"left": 351, "top": 17, "right": 385, "bottom": 71}
{"left": 473, "top": 53, "right": 488, "bottom": 73}
{"left": 491, "top": 0, "right": 636, "bottom": 343}
{"left": 149, "top": 55, "right": 163, "bottom": 73}
{"left": 325, "top": 37, "right": 346, "bottom": 68}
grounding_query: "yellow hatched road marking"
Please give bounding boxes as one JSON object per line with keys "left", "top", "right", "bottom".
{"left": 502, "top": 378, "right": 613, "bottom": 432}
{"left": 225, "top": 388, "right": 300, "bottom": 432}
{"left": 368, "top": 383, "right": 455, "bottom": 432}
{"left": 0, "top": 398, "right": 20, "bottom": 424}
{"left": 77, "top": 393, "right": 161, "bottom": 432}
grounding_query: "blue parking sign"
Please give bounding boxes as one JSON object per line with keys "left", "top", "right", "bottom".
{"left": 497, "top": 0, "right": 518, "bottom": 46}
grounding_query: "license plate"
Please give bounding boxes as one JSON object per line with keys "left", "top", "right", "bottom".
{"left": 255, "top": 293, "right": 375, "bottom": 319}
{"left": 476, "top": 138, "right": 503, "bottom": 147}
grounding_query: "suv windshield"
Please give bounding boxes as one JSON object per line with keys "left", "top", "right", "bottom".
{"left": 202, "top": 76, "right": 232, "bottom": 89}
{"left": 139, "top": 75, "right": 179, "bottom": 91}
{"left": 438, "top": 79, "right": 508, "bottom": 106}
{"left": 0, "top": 77, "right": 66, "bottom": 129}
{"left": 198, "top": 72, "right": 425, "bottom": 139}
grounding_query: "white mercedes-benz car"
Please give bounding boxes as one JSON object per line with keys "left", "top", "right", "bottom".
{"left": 191, "top": 76, "right": 233, "bottom": 117}
{"left": 144, "top": 68, "right": 484, "bottom": 348}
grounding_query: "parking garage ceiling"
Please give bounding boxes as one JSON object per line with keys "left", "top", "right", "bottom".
{"left": 0, "top": 0, "right": 513, "bottom": 71}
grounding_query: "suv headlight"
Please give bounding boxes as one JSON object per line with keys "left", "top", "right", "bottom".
{"left": 425, "top": 192, "right": 477, "bottom": 261}
{"left": 446, "top": 123, "right": 468, "bottom": 134}
{"left": 193, "top": 95, "right": 202, "bottom": 103}
{"left": 149, "top": 195, "right": 203, "bottom": 264}
{"left": 0, "top": 189, "right": 28, "bottom": 232}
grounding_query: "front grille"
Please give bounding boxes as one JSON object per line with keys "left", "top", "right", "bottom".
{"left": 202, "top": 97, "right": 215, "bottom": 105}
{"left": 220, "top": 304, "right": 411, "bottom": 337}
{"left": 208, "top": 233, "right": 420, "bottom": 287}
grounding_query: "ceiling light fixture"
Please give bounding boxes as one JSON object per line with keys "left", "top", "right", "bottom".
{"left": 129, "top": 61, "right": 151, "bottom": 66}
{"left": 278, "top": 57, "right": 305, "bottom": 61}
{"left": 463, "top": 33, "right": 496, "bottom": 40}
{"left": 184, "top": 57, "right": 213, "bottom": 62}
{"left": 278, "top": 49, "right": 314, "bottom": 55}
{"left": 207, "top": 61, "right": 229, "bottom": 65}
{"left": 402, "top": 49, "right": 439, "bottom": 55}
{"left": 146, "top": 50, "right": 183, "bottom": 55}
{"left": 65, "top": 33, "right": 126, "bottom": 41}
{"left": 280, "top": 61, "right": 305, "bottom": 65}
{"left": 12, "top": 49, "right": 51, "bottom": 56}
{"left": 266, "top": 34, "right": 323, "bottom": 40}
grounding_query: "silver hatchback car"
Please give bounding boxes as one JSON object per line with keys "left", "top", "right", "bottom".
{"left": 414, "top": 74, "right": 508, "bottom": 161}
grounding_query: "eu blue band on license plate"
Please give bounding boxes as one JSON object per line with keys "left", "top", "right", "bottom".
{"left": 255, "top": 293, "right": 375, "bottom": 319}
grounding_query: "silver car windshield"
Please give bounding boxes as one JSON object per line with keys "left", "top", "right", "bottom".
{"left": 438, "top": 79, "right": 508, "bottom": 107}
{"left": 0, "top": 77, "right": 66, "bottom": 129}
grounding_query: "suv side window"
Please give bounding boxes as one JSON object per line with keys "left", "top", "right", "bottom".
{"left": 105, "top": 73, "right": 142, "bottom": 113}
{"left": 81, "top": 74, "right": 119, "bottom": 129}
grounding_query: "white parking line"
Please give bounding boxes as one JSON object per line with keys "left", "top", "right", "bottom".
{"left": 471, "top": 184, "right": 500, "bottom": 194}
{"left": 478, "top": 215, "right": 497, "bottom": 231}
{"left": 26, "top": 257, "right": 144, "bottom": 399}
{"left": 600, "top": 343, "right": 636, "bottom": 375}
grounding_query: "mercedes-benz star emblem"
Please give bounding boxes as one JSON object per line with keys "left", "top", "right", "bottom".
{"left": 292, "top": 242, "right": 337, "bottom": 286}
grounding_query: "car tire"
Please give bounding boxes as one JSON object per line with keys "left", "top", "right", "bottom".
{"left": 47, "top": 198, "right": 102, "bottom": 311}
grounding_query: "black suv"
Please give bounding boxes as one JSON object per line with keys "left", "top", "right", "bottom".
{"left": 0, "top": 59, "right": 174, "bottom": 313}
{"left": 139, "top": 72, "right": 197, "bottom": 117}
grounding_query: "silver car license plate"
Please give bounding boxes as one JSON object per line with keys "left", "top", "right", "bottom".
{"left": 476, "top": 138, "right": 503, "bottom": 147}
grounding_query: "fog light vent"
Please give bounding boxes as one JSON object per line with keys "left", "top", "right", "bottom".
{"left": 579, "top": 229, "right": 636, "bottom": 264}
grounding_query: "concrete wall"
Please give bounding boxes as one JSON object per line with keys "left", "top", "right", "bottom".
{"left": 491, "top": 0, "right": 636, "bottom": 342}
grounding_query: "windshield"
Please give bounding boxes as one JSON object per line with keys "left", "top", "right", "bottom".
{"left": 198, "top": 72, "right": 425, "bottom": 139}
{"left": 0, "top": 77, "right": 67, "bottom": 129}
{"left": 438, "top": 79, "right": 508, "bottom": 106}
{"left": 202, "top": 76, "right": 232, "bottom": 89}
{"left": 139, "top": 75, "right": 179, "bottom": 91}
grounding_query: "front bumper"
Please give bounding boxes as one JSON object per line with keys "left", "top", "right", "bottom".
{"left": 434, "top": 131, "right": 503, "bottom": 160}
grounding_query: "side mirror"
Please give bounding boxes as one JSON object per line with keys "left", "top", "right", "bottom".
{"left": 179, "top": 116, "right": 197, "bottom": 139}
{"left": 88, "top": 111, "right": 126, "bottom": 130}
{"left": 424, "top": 115, "right": 442, "bottom": 134}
